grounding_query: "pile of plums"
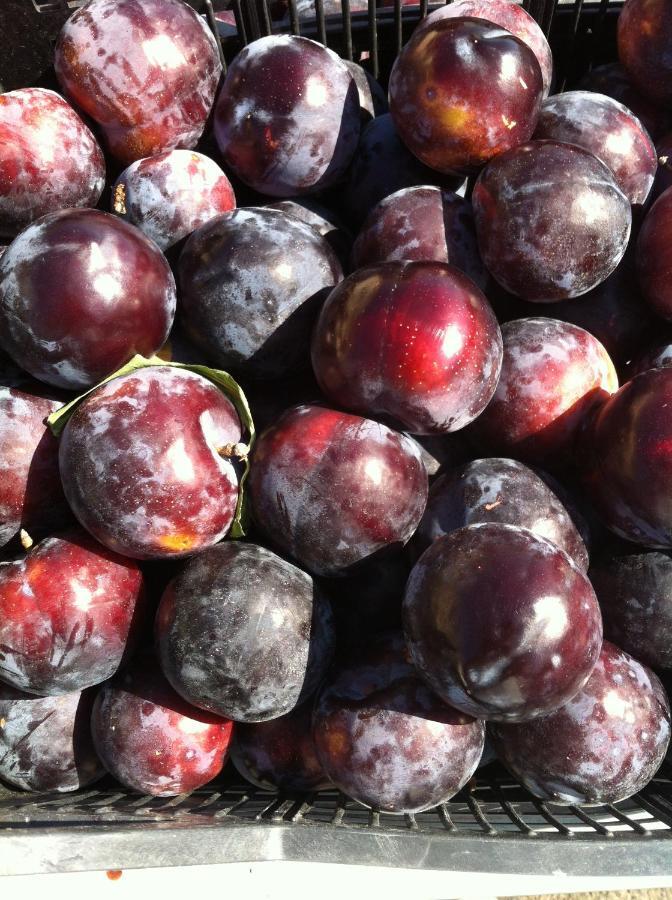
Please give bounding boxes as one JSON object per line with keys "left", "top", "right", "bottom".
{"left": 1, "top": 0, "right": 672, "bottom": 819}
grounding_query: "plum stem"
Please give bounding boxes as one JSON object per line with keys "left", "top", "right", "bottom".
{"left": 113, "top": 183, "right": 127, "bottom": 216}
{"left": 217, "top": 442, "right": 248, "bottom": 461}
{"left": 19, "top": 529, "right": 34, "bottom": 551}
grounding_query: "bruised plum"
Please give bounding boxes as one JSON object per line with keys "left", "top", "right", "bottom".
{"left": 0, "top": 685, "right": 104, "bottom": 792}
{"left": 637, "top": 187, "right": 672, "bottom": 320}
{"left": 156, "top": 542, "right": 334, "bottom": 722}
{"left": 178, "top": 208, "right": 342, "bottom": 379}
{"left": 618, "top": 0, "right": 672, "bottom": 106}
{"left": 0, "top": 88, "right": 105, "bottom": 240}
{"left": 91, "top": 661, "right": 234, "bottom": 796}
{"left": 312, "top": 633, "right": 484, "bottom": 814}
{"left": 492, "top": 642, "right": 670, "bottom": 804}
{"left": 230, "top": 700, "right": 330, "bottom": 792}
{"left": 214, "top": 35, "right": 360, "bottom": 197}
{"left": 58, "top": 367, "right": 242, "bottom": 560}
{"left": 414, "top": 458, "right": 588, "bottom": 571}
{"left": 249, "top": 405, "right": 428, "bottom": 576}
{"left": 403, "top": 523, "right": 603, "bottom": 722}
{"left": 0, "top": 530, "right": 144, "bottom": 696}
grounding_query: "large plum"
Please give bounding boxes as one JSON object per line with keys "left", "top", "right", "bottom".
{"left": 0, "top": 88, "right": 105, "bottom": 240}
{"left": 403, "top": 523, "right": 603, "bottom": 722}
{"left": 58, "top": 367, "right": 242, "bottom": 560}
{"left": 249, "top": 404, "right": 428, "bottom": 576}
{"left": 54, "top": 0, "right": 222, "bottom": 165}
{"left": 214, "top": 35, "right": 360, "bottom": 197}
{"left": 178, "top": 208, "right": 342, "bottom": 379}
{"left": 618, "top": 0, "right": 672, "bottom": 105}
{"left": 156, "top": 542, "right": 334, "bottom": 722}
{"left": 492, "top": 642, "right": 670, "bottom": 804}
{"left": 312, "top": 633, "right": 484, "bottom": 814}
{"left": 0, "top": 209, "right": 176, "bottom": 390}
{"left": 311, "top": 261, "right": 502, "bottom": 435}
{"left": 637, "top": 187, "right": 672, "bottom": 320}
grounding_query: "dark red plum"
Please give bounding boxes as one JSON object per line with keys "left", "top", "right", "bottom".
{"left": 249, "top": 405, "right": 428, "bottom": 576}
{"left": 179, "top": 208, "right": 342, "bottom": 379}
{"left": 389, "top": 18, "right": 543, "bottom": 174}
{"left": 0, "top": 685, "right": 104, "bottom": 792}
{"left": 583, "top": 368, "right": 672, "bottom": 548}
{"left": 351, "top": 187, "right": 487, "bottom": 290}
{"left": 618, "top": 0, "right": 672, "bottom": 105}
{"left": 156, "top": 542, "right": 334, "bottom": 722}
{"left": 59, "top": 367, "right": 242, "bottom": 560}
{"left": 0, "top": 530, "right": 144, "bottom": 696}
{"left": 312, "top": 262, "right": 502, "bottom": 435}
{"left": 472, "top": 141, "right": 632, "bottom": 301}
{"left": 492, "top": 642, "right": 670, "bottom": 804}
{"left": 0, "top": 385, "right": 70, "bottom": 548}
{"left": 403, "top": 523, "right": 603, "bottom": 722}
{"left": 637, "top": 187, "right": 672, "bottom": 320}
{"left": 313, "top": 633, "right": 484, "bottom": 813}
{"left": 533, "top": 92, "right": 657, "bottom": 206}
{"left": 0, "top": 209, "right": 176, "bottom": 390}
{"left": 341, "top": 114, "right": 465, "bottom": 226}
{"left": 414, "top": 458, "right": 588, "bottom": 571}
{"left": 112, "top": 150, "right": 235, "bottom": 251}
{"left": 230, "top": 701, "right": 330, "bottom": 792}
{"left": 91, "top": 661, "right": 234, "bottom": 797}
{"left": 0, "top": 88, "right": 105, "bottom": 240}
{"left": 415, "top": 0, "right": 553, "bottom": 97}
{"left": 471, "top": 318, "right": 618, "bottom": 464}
{"left": 577, "top": 64, "right": 670, "bottom": 141}
{"left": 344, "top": 61, "right": 388, "bottom": 123}
{"left": 214, "top": 35, "right": 360, "bottom": 196}
{"left": 590, "top": 550, "right": 672, "bottom": 670}
{"left": 265, "top": 199, "right": 353, "bottom": 268}
{"left": 55, "top": 0, "right": 222, "bottom": 165}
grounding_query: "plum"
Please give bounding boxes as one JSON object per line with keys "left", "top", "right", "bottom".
{"left": 0, "top": 384, "right": 71, "bottom": 548}
{"left": 576, "top": 64, "right": 670, "bottom": 141}
{"left": 389, "top": 18, "right": 543, "bottom": 174}
{"left": 230, "top": 701, "right": 331, "bottom": 792}
{"left": 637, "top": 187, "right": 672, "bottom": 320}
{"left": 470, "top": 318, "right": 618, "bottom": 464}
{"left": 249, "top": 404, "right": 428, "bottom": 576}
{"left": 583, "top": 368, "right": 672, "bottom": 548}
{"left": 264, "top": 199, "right": 352, "bottom": 268}
{"left": 312, "top": 632, "right": 484, "bottom": 814}
{"left": 472, "top": 141, "right": 632, "bottom": 301}
{"left": 178, "top": 208, "right": 342, "bottom": 379}
{"left": 533, "top": 92, "right": 657, "bottom": 206}
{"left": 112, "top": 150, "right": 235, "bottom": 251}
{"left": 55, "top": 0, "right": 222, "bottom": 165}
{"left": 214, "top": 35, "right": 360, "bottom": 197}
{"left": 0, "top": 529, "right": 144, "bottom": 696}
{"left": 341, "top": 114, "right": 464, "bottom": 226}
{"left": 58, "top": 366, "right": 242, "bottom": 560}
{"left": 0, "top": 685, "right": 104, "bottom": 792}
{"left": 403, "top": 523, "right": 603, "bottom": 722}
{"left": 414, "top": 0, "right": 553, "bottom": 98}
{"left": 343, "top": 61, "right": 388, "bottom": 123}
{"left": 311, "top": 261, "right": 502, "bottom": 435}
{"left": 351, "top": 187, "right": 487, "bottom": 290}
{"left": 156, "top": 541, "right": 334, "bottom": 722}
{"left": 491, "top": 642, "right": 670, "bottom": 804}
{"left": 414, "top": 458, "right": 589, "bottom": 571}
{"left": 91, "top": 660, "right": 233, "bottom": 797}
{"left": 590, "top": 549, "right": 672, "bottom": 671}
{"left": 618, "top": 0, "right": 672, "bottom": 105}
{"left": 0, "top": 88, "right": 105, "bottom": 240}
{"left": 0, "top": 209, "right": 176, "bottom": 390}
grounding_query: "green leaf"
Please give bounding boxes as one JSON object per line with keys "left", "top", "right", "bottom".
{"left": 46, "top": 354, "right": 256, "bottom": 539}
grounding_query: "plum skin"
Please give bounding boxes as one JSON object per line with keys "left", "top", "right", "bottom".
{"left": 577, "top": 64, "right": 670, "bottom": 141}
{"left": 403, "top": 523, "right": 603, "bottom": 723}
{"left": 0, "top": 209, "right": 176, "bottom": 390}
{"left": 637, "top": 187, "right": 672, "bottom": 321}
{"left": 58, "top": 367, "right": 242, "bottom": 560}
{"left": 249, "top": 404, "right": 428, "bottom": 576}
{"left": 312, "top": 633, "right": 485, "bottom": 814}
{"left": 0, "top": 88, "right": 105, "bottom": 240}
{"left": 491, "top": 642, "right": 671, "bottom": 805}
{"left": 54, "top": 0, "right": 222, "bottom": 165}
{"left": 389, "top": 18, "right": 544, "bottom": 174}
{"left": 155, "top": 541, "right": 335, "bottom": 723}
{"left": 618, "top": 0, "right": 672, "bottom": 106}
{"left": 311, "top": 261, "right": 503, "bottom": 435}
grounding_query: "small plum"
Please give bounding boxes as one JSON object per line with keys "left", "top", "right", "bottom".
{"left": 618, "top": 0, "right": 672, "bottom": 105}
{"left": 637, "top": 187, "right": 672, "bottom": 320}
